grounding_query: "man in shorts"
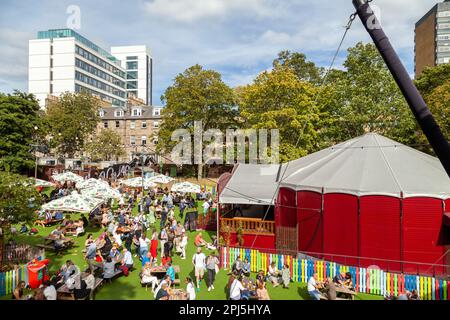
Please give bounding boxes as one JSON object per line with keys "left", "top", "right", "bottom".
{"left": 192, "top": 247, "right": 206, "bottom": 290}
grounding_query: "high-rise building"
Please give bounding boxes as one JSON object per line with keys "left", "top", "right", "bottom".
{"left": 110, "top": 46, "right": 153, "bottom": 105}
{"left": 415, "top": 0, "right": 450, "bottom": 77}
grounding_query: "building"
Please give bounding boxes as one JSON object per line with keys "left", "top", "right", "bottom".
{"left": 28, "top": 29, "right": 154, "bottom": 108}
{"left": 415, "top": 0, "right": 450, "bottom": 77}
{"left": 97, "top": 101, "right": 163, "bottom": 162}
{"left": 111, "top": 45, "right": 153, "bottom": 105}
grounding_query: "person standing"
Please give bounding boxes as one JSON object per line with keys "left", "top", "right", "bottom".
{"left": 139, "top": 234, "right": 150, "bottom": 260}
{"left": 160, "top": 227, "right": 168, "bottom": 258}
{"left": 185, "top": 277, "right": 196, "bottom": 300}
{"left": 192, "top": 247, "right": 206, "bottom": 290}
{"left": 206, "top": 252, "right": 220, "bottom": 292}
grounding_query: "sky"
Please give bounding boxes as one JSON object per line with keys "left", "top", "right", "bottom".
{"left": 0, "top": 0, "right": 440, "bottom": 106}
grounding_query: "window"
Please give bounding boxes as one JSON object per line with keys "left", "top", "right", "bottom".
{"left": 154, "top": 109, "right": 160, "bottom": 116}
{"left": 130, "top": 136, "right": 136, "bottom": 145}
{"left": 141, "top": 136, "right": 147, "bottom": 145}
{"left": 141, "top": 121, "right": 147, "bottom": 128}
{"left": 126, "top": 61, "right": 138, "bottom": 70}
{"left": 438, "top": 11, "right": 450, "bottom": 18}
{"left": 115, "top": 121, "right": 120, "bottom": 128}
{"left": 103, "top": 122, "right": 108, "bottom": 128}
{"left": 132, "top": 108, "right": 142, "bottom": 116}
{"left": 437, "top": 34, "right": 450, "bottom": 41}
{"left": 153, "top": 140, "right": 158, "bottom": 145}
{"left": 153, "top": 121, "right": 159, "bottom": 128}
{"left": 438, "top": 46, "right": 450, "bottom": 52}
{"left": 127, "top": 56, "right": 138, "bottom": 60}
{"left": 438, "top": 23, "right": 450, "bottom": 30}
{"left": 99, "top": 110, "right": 105, "bottom": 117}
{"left": 127, "top": 81, "right": 138, "bottom": 90}
{"left": 130, "top": 120, "right": 136, "bottom": 129}
{"left": 115, "top": 110, "right": 124, "bottom": 117}
{"left": 127, "top": 71, "right": 138, "bottom": 79}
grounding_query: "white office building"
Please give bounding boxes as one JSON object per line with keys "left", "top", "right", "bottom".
{"left": 111, "top": 45, "right": 153, "bottom": 105}
{"left": 28, "top": 29, "right": 153, "bottom": 108}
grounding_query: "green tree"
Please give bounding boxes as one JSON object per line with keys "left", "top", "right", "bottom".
{"left": 273, "top": 50, "right": 323, "bottom": 85}
{"left": 323, "top": 42, "right": 417, "bottom": 146}
{"left": 45, "top": 92, "right": 100, "bottom": 158}
{"left": 86, "top": 129, "right": 126, "bottom": 161}
{"left": 0, "top": 171, "right": 42, "bottom": 235}
{"left": 238, "top": 65, "right": 322, "bottom": 162}
{"left": 415, "top": 63, "right": 450, "bottom": 97}
{"left": 0, "top": 91, "right": 43, "bottom": 173}
{"left": 158, "top": 65, "right": 238, "bottom": 178}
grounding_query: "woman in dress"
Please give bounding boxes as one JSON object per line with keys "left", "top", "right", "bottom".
{"left": 148, "top": 205, "right": 156, "bottom": 225}
{"left": 150, "top": 232, "right": 159, "bottom": 261}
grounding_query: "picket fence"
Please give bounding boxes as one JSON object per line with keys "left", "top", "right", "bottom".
{"left": 0, "top": 265, "right": 29, "bottom": 297}
{"left": 220, "top": 247, "right": 450, "bottom": 300}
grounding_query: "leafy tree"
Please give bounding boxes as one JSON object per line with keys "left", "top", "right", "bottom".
{"left": 158, "top": 65, "right": 238, "bottom": 178}
{"left": 323, "top": 42, "right": 417, "bottom": 146}
{"left": 273, "top": 50, "right": 323, "bottom": 85}
{"left": 238, "top": 65, "right": 322, "bottom": 162}
{"left": 415, "top": 63, "right": 450, "bottom": 97}
{"left": 86, "top": 129, "right": 126, "bottom": 161}
{"left": 0, "top": 91, "right": 43, "bottom": 173}
{"left": 0, "top": 171, "right": 41, "bottom": 235}
{"left": 45, "top": 92, "right": 100, "bottom": 158}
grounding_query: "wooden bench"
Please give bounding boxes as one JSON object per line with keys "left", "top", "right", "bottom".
{"left": 57, "top": 277, "right": 103, "bottom": 300}
{"left": 104, "top": 269, "right": 124, "bottom": 283}
{"left": 35, "top": 219, "right": 63, "bottom": 227}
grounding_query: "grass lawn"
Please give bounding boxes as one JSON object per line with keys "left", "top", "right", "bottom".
{"left": 2, "top": 196, "right": 382, "bottom": 300}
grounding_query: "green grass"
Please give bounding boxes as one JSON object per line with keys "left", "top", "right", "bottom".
{"left": 2, "top": 199, "right": 382, "bottom": 300}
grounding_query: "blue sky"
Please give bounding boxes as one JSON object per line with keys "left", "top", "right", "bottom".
{"left": 0, "top": 0, "right": 440, "bottom": 105}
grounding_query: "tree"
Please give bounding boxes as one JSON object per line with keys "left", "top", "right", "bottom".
{"left": 158, "top": 65, "right": 238, "bottom": 179}
{"left": 238, "top": 65, "right": 322, "bottom": 162}
{"left": 86, "top": 129, "right": 126, "bottom": 161}
{"left": 323, "top": 42, "right": 417, "bottom": 146}
{"left": 45, "top": 92, "right": 100, "bottom": 158}
{"left": 0, "top": 91, "right": 43, "bottom": 174}
{"left": 415, "top": 63, "right": 450, "bottom": 97}
{"left": 0, "top": 171, "right": 41, "bottom": 235}
{"left": 273, "top": 50, "right": 323, "bottom": 85}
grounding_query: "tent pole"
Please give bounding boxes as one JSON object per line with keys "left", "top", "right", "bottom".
{"left": 353, "top": 0, "right": 450, "bottom": 177}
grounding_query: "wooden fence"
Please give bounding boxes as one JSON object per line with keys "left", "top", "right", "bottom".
{"left": 220, "top": 246, "right": 450, "bottom": 300}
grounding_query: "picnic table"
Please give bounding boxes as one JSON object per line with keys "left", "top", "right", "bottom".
{"left": 150, "top": 265, "right": 181, "bottom": 286}
{"left": 36, "top": 236, "right": 74, "bottom": 252}
{"left": 57, "top": 272, "right": 103, "bottom": 300}
{"left": 319, "top": 285, "right": 357, "bottom": 300}
{"left": 116, "top": 226, "right": 132, "bottom": 234}
{"left": 35, "top": 219, "right": 63, "bottom": 227}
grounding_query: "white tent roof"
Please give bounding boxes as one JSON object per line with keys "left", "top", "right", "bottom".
{"left": 279, "top": 133, "right": 450, "bottom": 199}
{"left": 219, "top": 164, "right": 281, "bottom": 205}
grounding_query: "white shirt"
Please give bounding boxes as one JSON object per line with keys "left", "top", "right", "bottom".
{"left": 43, "top": 285, "right": 57, "bottom": 300}
{"left": 84, "top": 274, "right": 95, "bottom": 290}
{"left": 307, "top": 277, "right": 317, "bottom": 292}
{"left": 229, "top": 279, "right": 244, "bottom": 300}
{"left": 202, "top": 201, "right": 210, "bottom": 210}
{"left": 192, "top": 253, "right": 206, "bottom": 268}
{"left": 139, "top": 237, "right": 150, "bottom": 248}
{"left": 187, "top": 282, "right": 196, "bottom": 300}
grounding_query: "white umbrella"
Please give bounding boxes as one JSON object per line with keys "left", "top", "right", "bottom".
{"left": 30, "top": 178, "right": 56, "bottom": 188}
{"left": 76, "top": 178, "right": 109, "bottom": 190}
{"left": 119, "top": 177, "right": 156, "bottom": 188}
{"left": 52, "top": 172, "right": 84, "bottom": 184}
{"left": 81, "top": 186, "right": 121, "bottom": 200}
{"left": 42, "top": 191, "right": 104, "bottom": 213}
{"left": 171, "top": 182, "right": 201, "bottom": 193}
{"left": 148, "top": 174, "right": 175, "bottom": 184}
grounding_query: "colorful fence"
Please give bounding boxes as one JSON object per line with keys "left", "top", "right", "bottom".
{"left": 220, "top": 247, "right": 450, "bottom": 300}
{"left": 0, "top": 265, "right": 29, "bottom": 297}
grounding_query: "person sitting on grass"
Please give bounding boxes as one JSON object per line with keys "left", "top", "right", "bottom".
{"left": 267, "top": 262, "right": 280, "bottom": 287}
{"left": 242, "top": 258, "right": 251, "bottom": 277}
{"left": 194, "top": 233, "right": 207, "bottom": 247}
{"left": 256, "top": 281, "right": 270, "bottom": 300}
{"left": 231, "top": 255, "right": 244, "bottom": 275}
{"left": 141, "top": 262, "right": 159, "bottom": 292}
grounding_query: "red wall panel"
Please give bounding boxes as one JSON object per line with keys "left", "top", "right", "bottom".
{"left": 297, "top": 191, "right": 323, "bottom": 255}
{"left": 222, "top": 232, "right": 276, "bottom": 250}
{"left": 276, "top": 188, "right": 297, "bottom": 228}
{"left": 360, "top": 196, "right": 401, "bottom": 272}
{"left": 402, "top": 198, "right": 445, "bottom": 276}
{"left": 323, "top": 194, "right": 358, "bottom": 265}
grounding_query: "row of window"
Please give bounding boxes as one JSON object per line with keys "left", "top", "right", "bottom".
{"left": 75, "top": 84, "right": 125, "bottom": 107}
{"left": 130, "top": 136, "right": 158, "bottom": 146}
{"left": 438, "top": 23, "right": 450, "bottom": 30}
{"left": 76, "top": 58, "right": 126, "bottom": 89}
{"left": 438, "top": 11, "right": 450, "bottom": 18}
{"left": 126, "top": 61, "right": 138, "bottom": 70}
{"left": 75, "top": 71, "right": 126, "bottom": 99}
{"left": 76, "top": 45, "right": 126, "bottom": 79}
{"left": 103, "top": 120, "right": 158, "bottom": 129}
{"left": 437, "top": 34, "right": 450, "bottom": 41}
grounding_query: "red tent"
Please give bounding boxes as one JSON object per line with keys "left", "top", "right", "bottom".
{"left": 276, "top": 133, "right": 450, "bottom": 276}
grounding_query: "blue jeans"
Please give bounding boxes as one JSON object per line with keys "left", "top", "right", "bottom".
{"left": 140, "top": 247, "right": 148, "bottom": 260}
{"left": 309, "top": 290, "right": 321, "bottom": 300}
